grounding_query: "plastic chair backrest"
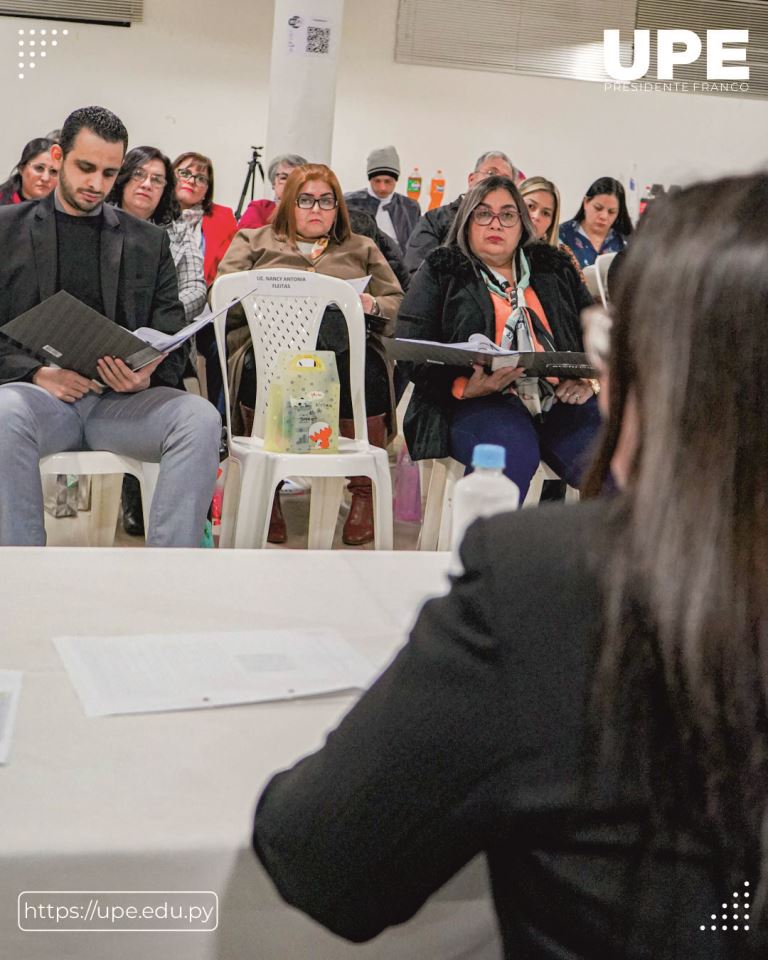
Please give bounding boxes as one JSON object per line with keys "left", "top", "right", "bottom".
{"left": 210, "top": 269, "right": 368, "bottom": 443}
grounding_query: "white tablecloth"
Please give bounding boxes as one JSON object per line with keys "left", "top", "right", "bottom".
{"left": 1, "top": 548, "right": 501, "bottom": 960}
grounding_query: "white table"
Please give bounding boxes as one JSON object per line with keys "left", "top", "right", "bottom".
{"left": 1, "top": 549, "right": 501, "bottom": 960}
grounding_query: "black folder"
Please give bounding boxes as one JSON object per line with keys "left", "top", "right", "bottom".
{"left": 0, "top": 290, "right": 163, "bottom": 381}
{"left": 384, "top": 337, "right": 597, "bottom": 379}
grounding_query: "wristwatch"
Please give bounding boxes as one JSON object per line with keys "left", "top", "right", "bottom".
{"left": 369, "top": 298, "right": 381, "bottom": 316}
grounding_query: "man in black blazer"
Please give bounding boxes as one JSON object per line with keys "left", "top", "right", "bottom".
{"left": 0, "top": 105, "right": 220, "bottom": 546}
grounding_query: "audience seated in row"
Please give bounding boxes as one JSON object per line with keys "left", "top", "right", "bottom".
{"left": 0, "top": 117, "right": 636, "bottom": 550}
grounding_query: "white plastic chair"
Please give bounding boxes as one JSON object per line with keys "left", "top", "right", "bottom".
{"left": 594, "top": 252, "right": 617, "bottom": 308}
{"left": 210, "top": 269, "right": 393, "bottom": 550}
{"left": 39, "top": 452, "right": 159, "bottom": 547}
{"left": 418, "top": 458, "right": 578, "bottom": 552}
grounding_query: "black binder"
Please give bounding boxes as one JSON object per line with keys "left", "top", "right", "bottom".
{"left": 0, "top": 290, "right": 163, "bottom": 381}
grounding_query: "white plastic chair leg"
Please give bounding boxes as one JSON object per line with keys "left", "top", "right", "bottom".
{"left": 137, "top": 462, "right": 160, "bottom": 533}
{"left": 218, "top": 458, "right": 240, "bottom": 549}
{"left": 371, "top": 458, "right": 394, "bottom": 550}
{"left": 308, "top": 477, "right": 345, "bottom": 549}
{"left": 233, "top": 459, "right": 280, "bottom": 548}
{"left": 419, "top": 459, "right": 445, "bottom": 551}
{"left": 88, "top": 474, "right": 122, "bottom": 546}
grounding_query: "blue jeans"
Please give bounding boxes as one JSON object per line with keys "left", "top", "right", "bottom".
{"left": 449, "top": 393, "right": 601, "bottom": 500}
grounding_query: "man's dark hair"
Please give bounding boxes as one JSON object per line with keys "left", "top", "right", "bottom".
{"left": 59, "top": 106, "right": 128, "bottom": 157}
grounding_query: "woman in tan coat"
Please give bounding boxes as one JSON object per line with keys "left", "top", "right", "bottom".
{"left": 217, "top": 163, "right": 403, "bottom": 545}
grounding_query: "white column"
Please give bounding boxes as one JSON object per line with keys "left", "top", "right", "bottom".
{"left": 265, "top": 0, "right": 345, "bottom": 175}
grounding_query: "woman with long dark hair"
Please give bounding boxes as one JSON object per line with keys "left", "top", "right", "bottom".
{"left": 559, "top": 175, "right": 633, "bottom": 267}
{"left": 251, "top": 173, "right": 768, "bottom": 958}
{"left": 0, "top": 137, "right": 58, "bottom": 205}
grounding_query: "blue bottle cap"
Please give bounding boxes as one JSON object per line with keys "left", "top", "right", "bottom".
{"left": 471, "top": 444, "right": 506, "bottom": 470}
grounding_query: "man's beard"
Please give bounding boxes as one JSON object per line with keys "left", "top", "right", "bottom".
{"left": 58, "top": 166, "right": 102, "bottom": 213}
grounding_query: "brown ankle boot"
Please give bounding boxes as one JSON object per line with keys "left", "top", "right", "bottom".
{"left": 267, "top": 484, "right": 287, "bottom": 544}
{"left": 339, "top": 414, "right": 388, "bottom": 546}
{"left": 238, "top": 402, "right": 255, "bottom": 437}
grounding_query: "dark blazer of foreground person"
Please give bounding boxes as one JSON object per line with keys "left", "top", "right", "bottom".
{"left": 253, "top": 173, "right": 768, "bottom": 958}
{"left": 399, "top": 241, "right": 593, "bottom": 462}
{"left": 0, "top": 193, "right": 186, "bottom": 388}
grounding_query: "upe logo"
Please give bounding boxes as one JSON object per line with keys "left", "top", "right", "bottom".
{"left": 603, "top": 30, "right": 749, "bottom": 81}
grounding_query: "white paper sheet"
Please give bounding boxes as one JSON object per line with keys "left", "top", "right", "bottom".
{"left": 54, "top": 631, "right": 375, "bottom": 717}
{"left": 346, "top": 276, "right": 371, "bottom": 296}
{"left": 0, "top": 671, "right": 23, "bottom": 764}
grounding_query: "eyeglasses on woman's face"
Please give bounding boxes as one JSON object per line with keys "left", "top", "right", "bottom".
{"left": 472, "top": 204, "right": 520, "bottom": 227}
{"left": 296, "top": 193, "right": 337, "bottom": 210}
{"left": 471, "top": 205, "right": 520, "bottom": 228}
{"left": 176, "top": 167, "right": 210, "bottom": 187}
{"left": 130, "top": 167, "right": 166, "bottom": 189}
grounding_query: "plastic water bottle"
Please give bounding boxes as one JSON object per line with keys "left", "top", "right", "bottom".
{"left": 428, "top": 169, "right": 445, "bottom": 210}
{"left": 406, "top": 167, "right": 422, "bottom": 203}
{"left": 450, "top": 444, "right": 519, "bottom": 575}
{"left": 394, "top": 443, "right": 421, "bottom": 522}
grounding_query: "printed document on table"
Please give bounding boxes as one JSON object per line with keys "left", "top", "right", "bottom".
{"left": 0, "top": 671, "right": 23, "bottom": 765}
{"left": 54, "top": 631, "right": 376, "bottom": 717}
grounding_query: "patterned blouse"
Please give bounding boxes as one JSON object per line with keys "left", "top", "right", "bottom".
{"left": 166, "top": 219, "right": 207, "bottom": 323}
{"left": 558, "top": 218, "right": 627, "bottom": 268}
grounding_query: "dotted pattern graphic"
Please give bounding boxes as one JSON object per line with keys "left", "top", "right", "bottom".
{"left": 700, "top": 881, "right": 751, "bottom": 932}
{"left": 16, "top": 26, "right": 69, "bottom": 80}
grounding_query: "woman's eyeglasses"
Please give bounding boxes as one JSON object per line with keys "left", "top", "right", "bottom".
{"left": 176, "top": 168, "right": 210, "bottom": 187}
{"left": 296, "top": 194, "right": 337, "bottom": 210}
{"left": 471, "top": 206, "right": 520, "bottom": 228}
{"left": 130, "top": 168, "right": 167, "bottom": 189}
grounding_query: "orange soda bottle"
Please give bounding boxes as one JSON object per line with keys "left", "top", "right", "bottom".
{"left": 428, "top": 169, "right": 445, "bottom": 210}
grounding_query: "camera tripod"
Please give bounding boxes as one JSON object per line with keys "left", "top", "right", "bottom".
{"left": 235, "top": 146, "right": 266, "bottom": 220}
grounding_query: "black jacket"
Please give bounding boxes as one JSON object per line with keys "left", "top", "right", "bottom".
{"left": 347, "top": 208, "right": 410, "bottom": 292}
{"left": 253, "top": 500, "right": 752, "bottom": 959}
{"left": 403, "top": 194, "right": 463, "bottom": 275}
{"left": 0, "top": 194, "right": 186, "bottom": 388}
{"left": 397, "top": 242, "right": 594, "bottom": 461}
{"left": 344, "top": 189, "right": 421, "bottom": 257}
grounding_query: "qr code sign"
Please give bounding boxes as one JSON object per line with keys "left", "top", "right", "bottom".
{"left": 306, "top": 26, "right": 331, "bottom": 54}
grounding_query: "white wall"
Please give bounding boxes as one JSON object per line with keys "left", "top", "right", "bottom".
{"left": 2, "top": 0, "right": 767, "bottom": 217}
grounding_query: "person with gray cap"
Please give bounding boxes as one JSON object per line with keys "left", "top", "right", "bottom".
{"left": 344, "top": 145, "right": 421, "bottom": 256}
